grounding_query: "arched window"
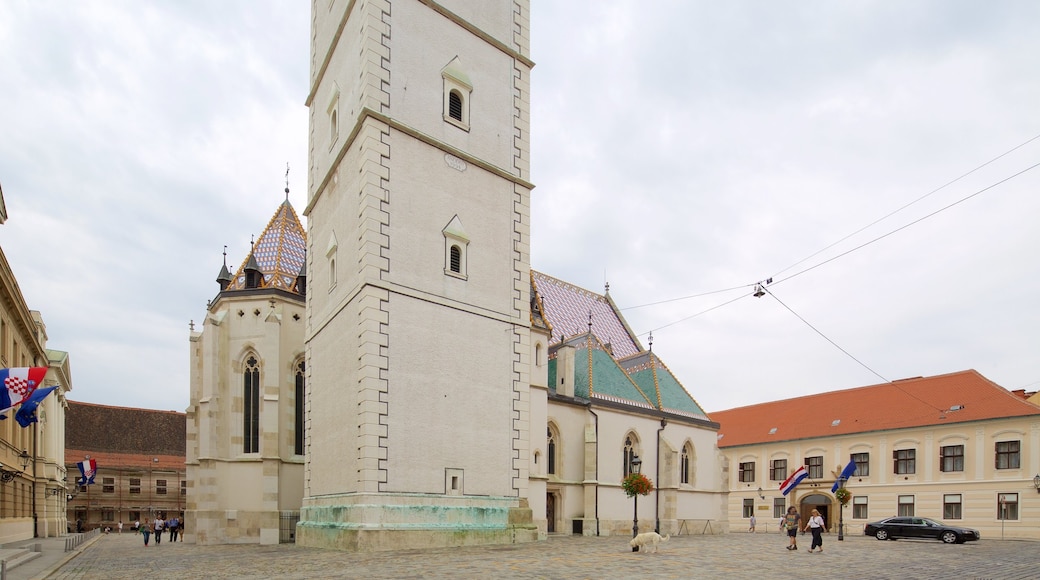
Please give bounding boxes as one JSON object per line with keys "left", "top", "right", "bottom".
{"left": 448, "top": 90, "right": 463, "bottom": 121}
{"left": 243, "top": 355, "right": 260, "bottom": 453}
{"left": 449, "top": 245, "right": 462, "bottom": 273}
{"left": 623, "top": 434, "right": 638, "bottom": 477}
{"left": 294, "top": 359, "right": 306, "bottom": 456}
{"left": 681, "top": 443, "right": 693, "bottom": 485}
{"left": 547, "top": 425, "right": 558, "bottom": 476}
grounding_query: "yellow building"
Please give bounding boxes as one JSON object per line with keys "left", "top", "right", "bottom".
{"left": 0, "top": 183, "right": 72, "bottom": 542}
{"left": 711, "top": 370, "right": 1040, "bottom": 540}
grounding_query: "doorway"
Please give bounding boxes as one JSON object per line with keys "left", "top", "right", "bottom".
{"left": 546, "top": 492, "right": 556, "bottom": 533}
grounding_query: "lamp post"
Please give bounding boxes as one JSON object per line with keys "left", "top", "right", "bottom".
{"left": 837, "top": 477, "right": 847, "bottom": 541}
{"left": 631, "top": 455, "right": 642, "bottom": 552}
{"left": 1033, "top": 474, "right": 1040, "bottom": 494}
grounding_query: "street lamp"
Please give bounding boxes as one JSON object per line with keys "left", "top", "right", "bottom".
{"left": 1033, "top": 474, "right": 1040, "bottom": 494}
{"left": 631, "top": 455, "right": 642, "bottom": 552}
{"left": 836, "top": 476, "right": 848, "bottom": 541}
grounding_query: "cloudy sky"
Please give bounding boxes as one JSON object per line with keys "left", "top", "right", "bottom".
{"left": 2, "top": 1, "right": 1037, "bottom": 414}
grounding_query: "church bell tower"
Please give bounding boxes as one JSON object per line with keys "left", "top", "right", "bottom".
{"left": 298, "top": 0, "right": 536, "bottom": 550}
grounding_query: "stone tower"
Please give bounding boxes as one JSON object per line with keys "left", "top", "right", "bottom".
{"left": 297, "top": 0, "right": 536, "bottom": 551}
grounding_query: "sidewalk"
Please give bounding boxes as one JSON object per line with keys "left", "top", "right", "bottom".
{"left": 1, "top": 531, "right": 103, "bottom": 580}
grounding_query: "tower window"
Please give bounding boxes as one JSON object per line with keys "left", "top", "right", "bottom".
{"left": 442, "top": 57, "right": 471, "bottom": 131}
{"left": 449, "top": 245, "right": 462, "bottom": 273}
{"left": 448, "top": 90, "right": 463, "bottom": 121}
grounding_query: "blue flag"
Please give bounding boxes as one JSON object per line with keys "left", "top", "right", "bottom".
{"left": 831, "top": 459, "right": 857, "bottom": 492}
{"left": 15, "top": 385, "right": 58, "bottom": 427}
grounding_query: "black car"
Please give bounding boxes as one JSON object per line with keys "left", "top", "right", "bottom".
{"left": 864, "top": 516, "right": 980, "bottom": 544}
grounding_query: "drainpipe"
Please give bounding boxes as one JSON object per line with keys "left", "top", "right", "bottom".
{"left": 655, "top": 418, "right": 666, "bottom": 534}
{"left": 587, "top": 404, "right": 599, "bottom": 536}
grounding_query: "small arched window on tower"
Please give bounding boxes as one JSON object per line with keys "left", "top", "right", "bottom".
{"left": 442, "top": 57, "right": 471, "bottom": 131}
{"left": 442, "top": 215, "right": 469, "bottom": 280}
{"left": 326, "top": 231, "right": 338, "bottom": 292}
{"left": 327, "top": 83, "right": 340, "bottom": 151}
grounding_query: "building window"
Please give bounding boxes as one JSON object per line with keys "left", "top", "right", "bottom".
{"left": 243, "top": 355, "right": 260, "bottom": 454}
{"left": 181, "top": 480, "right": 187, "bottom": 496}
{"left": 156, "top": 479, "right": 167, "bottom": 495}
{"left": 680, "top": 444, "right": 691, "bottom": 485}
{"left": 103, "top": 477, "right": 115, "bottom": 494}
{"left": 943, "top": 494, "right": 962, "bottom": 519}
{"left": 129, "top": 511, "right": 140, "bottom": 523}
{"left": 770, "top": 459, "right": 787, "bottom": 481}
{"left": 443, "top": 216, "right": 469, "bottom": 280}
{"left": 547, "top": 425, "right": 558, "bottom": 476}
{"left": 738, "top": 461, "right": 755, "bottom": 483}
{"left": 805, "top": 456, "right": 823, "bottom": 479}
{"left": 742, "top": 498, "right": 754, "bottom": 518}
{"left": 940, "top": 445, "right": 964, "bottom": 472}
{"left": 851, "top": 452, "right": 869, "bottom": 476}
{"left": 619, "top": 436, "right": 636, "bottom": 478}
{"left": 773, "top": 498, "right": 786, "bottom": 519}
{"left": 448, "top": 90, "right": 463, "bottom": 121}
{"left": 897, "top": 495, "right": 914, "bottom": 517}
{"left": 102, "top": 509, "right": 115, "bottom": 521}
{"left": 129, "top": 478, "right": 141, "bottom": 495}
{"left": 853, "top": 496, "right": 868, "bottom": 519}
{"left": 327, "top": 83, "right": 340, "bottom": 150}
{"left": 294, "top": 359, "right": 306, "bottom": 456}
{"left": 995, "top": 441, "right": 1020, "bottom": 470}
{"left": 893, "top": 449, "right": 916, "bottom": 475}
{"left": 997, "top": 493, "right": 1019, "bottom": 520}
{"left": 442, "top": 57, "right": 472, "bottom": 131}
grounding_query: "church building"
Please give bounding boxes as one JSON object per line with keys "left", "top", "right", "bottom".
{"left": 185, "top": 0, "right": 729, "bottom": 550}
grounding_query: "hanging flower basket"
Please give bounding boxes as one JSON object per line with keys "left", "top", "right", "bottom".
{"left": 621, "top": 473, "right": 654, "bottom": 497}
{"left": 835, "top": 487, "right": 852, "bottom": 506}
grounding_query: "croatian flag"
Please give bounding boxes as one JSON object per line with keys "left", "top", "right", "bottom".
{"left": 831, "top": 459, "right": 858, "bottom": 493}
{"left": 15, "top": 386, "right": 58, "bottom": 428}
{"left": 77, "top": 459, "right": 97, "bottom": 486}
{"left": 0, "top": 367, "right": 46, "bottom": 414}
{"left": 779, "top": 466, "right": 808, "bottom": 496}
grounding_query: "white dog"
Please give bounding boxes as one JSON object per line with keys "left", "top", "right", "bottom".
{"left": 629, "top": 532, "right": 670, "bottom": 553}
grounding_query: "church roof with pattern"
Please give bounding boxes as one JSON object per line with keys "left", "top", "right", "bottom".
{"left": 225, "top": 200, "right": 307, "bottom": 294}
{"left": 534, "top": 271, "right": 711, "bottom": 422}
{"left": 710, "top": 369, "right": 1040, "bottom": 448}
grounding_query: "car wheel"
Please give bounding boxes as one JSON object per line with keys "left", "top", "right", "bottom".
{"left": 875, "top": 529, "right": 889, "bottom": 540}
{"left": 941, "top": 531, "right": 958, "bottom": 544}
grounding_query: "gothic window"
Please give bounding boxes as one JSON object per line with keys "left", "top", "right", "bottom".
{"left": 243, "top": 355, "right": 260, "bottom": 453}
{"left": 681, "top": 443, "right": 692, "bottom": 485}
{"left": 547, "top": 425, "right": 558, "bottom": 476}
{"left": 623, "top": 434, "right": 639, "bottom": 477}
{"left": 294, "top": 359, "right": 306, "bottom": 456}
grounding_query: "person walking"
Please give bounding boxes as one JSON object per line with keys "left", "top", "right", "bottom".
{"left": 118, "top": 520, "right": 123, "bottom": 534}
{"left": 140, "top": 518, "right": 152, "bottom": 546}
{"left": 168, "top": 517, "right": 179, "bottom": 542}
{"left": 153, "top": 515, "right": 165, "bottom": 545}
{"left": 748, "top": 515, "right": 757, "bottom": 533}
{"left": 783, "top": 507, "right": 801, "bottom": 551}
{"left": 804, "top": 509, "right": 825, "bottom": 553}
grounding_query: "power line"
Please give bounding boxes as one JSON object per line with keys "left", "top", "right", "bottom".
{"left": 770, "top": 159, "right": 1040, "bottom": 287}
{"left": 623, "top": 284, "right": 752, "bottom": 311}
{"left": 763, "top": 286, "right": 889, "bottom": 384}
{"left": 770, "top": 132, "right": 1040, "bottom": 280}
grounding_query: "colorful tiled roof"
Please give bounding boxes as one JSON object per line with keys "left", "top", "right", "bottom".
{"left": 536, "top": 272, "right": 711, "bottom": 421}
{"left": 532, "top": 271, "right": 640, "bottom": 358}
{"left": 710, "top": 370, "right": 1040, "bottom": 448}
{"left": 225, "top": 200, "right": 307, "bottom": 294}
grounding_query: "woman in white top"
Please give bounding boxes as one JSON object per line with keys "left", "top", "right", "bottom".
{"left": 803, "top": 508, "right": 825, "bottom": 553}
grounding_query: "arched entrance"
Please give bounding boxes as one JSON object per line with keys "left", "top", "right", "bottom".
{"left": 799, "top": 493, "right": 832, "bottom": 531}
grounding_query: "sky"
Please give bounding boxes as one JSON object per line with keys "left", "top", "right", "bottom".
{"left": 1, "top": 1, "right": 1038, "bottom": 414}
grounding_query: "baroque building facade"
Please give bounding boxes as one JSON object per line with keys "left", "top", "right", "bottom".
{"left": 711, "top": 370, "right": 1040, "bottom": 540}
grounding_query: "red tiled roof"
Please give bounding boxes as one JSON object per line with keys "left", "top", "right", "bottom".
{"left": 711, "top": 370, "right": 1040, "bottom": 448}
